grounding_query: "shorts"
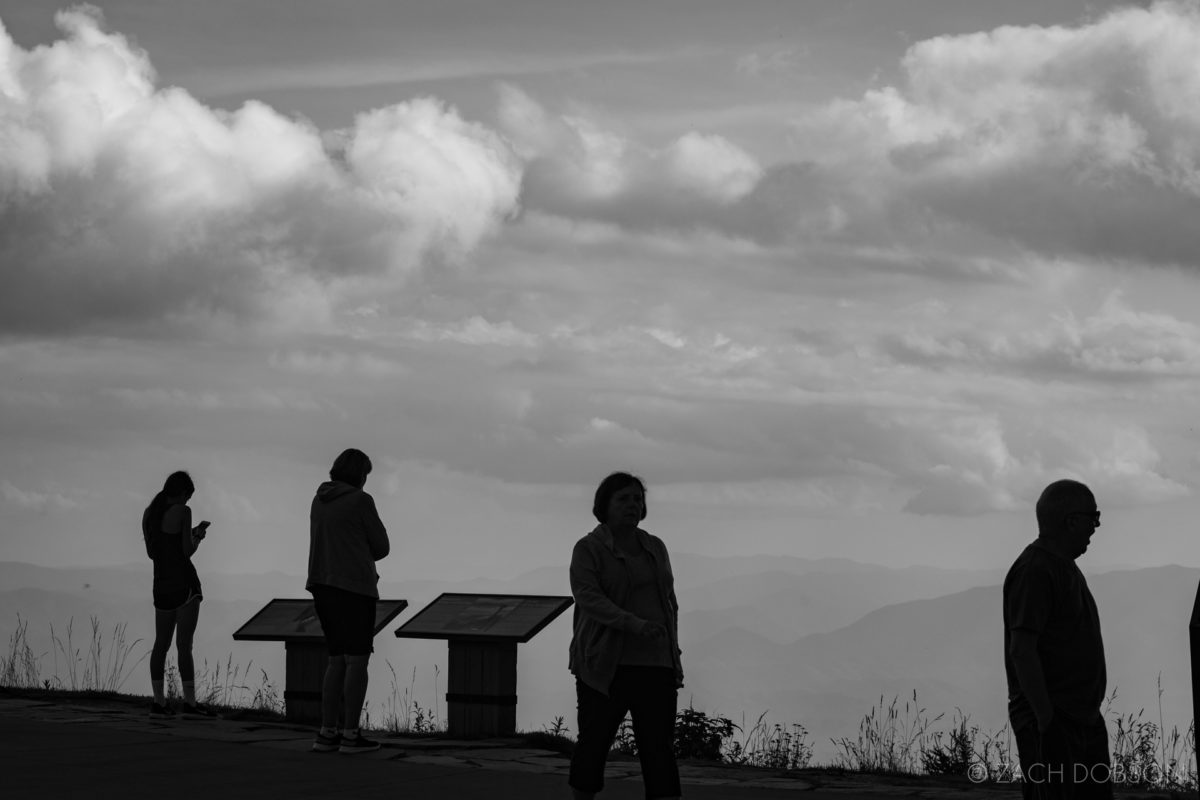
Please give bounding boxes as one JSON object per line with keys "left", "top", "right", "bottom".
{"left": 153, "top": 582, "right": 202, "bottom": 611}
{"left": 310, "top": 584, "right": 376, "bottom": 656}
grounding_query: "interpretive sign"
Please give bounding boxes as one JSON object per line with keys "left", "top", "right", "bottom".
{"left": 233, "top": 598, "right": 408, "bottom": 723}
{"left": 393, "top": 593, "right": 572, "bottom": 642}
{"left": 233, "top": 598, "right": 408, "bottom": 643}
{"left": 394, "top": 593, "right": 573, "bottom": 737}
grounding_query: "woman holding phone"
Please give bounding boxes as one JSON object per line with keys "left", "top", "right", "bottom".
{"left": 142, "top": 470, "right": 215, "bottom": 719}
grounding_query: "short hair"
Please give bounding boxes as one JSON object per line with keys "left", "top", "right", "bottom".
{"left": 1035, "top": 479, "right": 1094, "bottom": 534}
{"left": 330, "top": 448, "right": 372, "bottom": 489}
{"left": 592, "top": 471, "right": 647, "bottom": 523}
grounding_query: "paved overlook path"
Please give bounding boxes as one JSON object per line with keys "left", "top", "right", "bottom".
{"left": 0, "top": 693, "right": 1128, "bottom": 800}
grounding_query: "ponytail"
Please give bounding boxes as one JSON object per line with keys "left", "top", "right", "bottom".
{"left": 143, "top": 471, "right": 195, "bottom": 559}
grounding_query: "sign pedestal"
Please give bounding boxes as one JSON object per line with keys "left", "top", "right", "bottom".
{"left": 233, "top": 598, "right": 409, "bottom": 725}
{"left": 394, "top": 593, "right": 573, "bottom": 739}
{"left": 284, "top": 641, "right": 328, "bottom": 724}
{"left": 447, "top": 640, "right": 517, "bottom": 737}
{"left": 1189, "top": 581, "right": 1200, "bottom": 797}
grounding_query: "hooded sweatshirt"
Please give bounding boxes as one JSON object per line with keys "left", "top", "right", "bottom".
{"left": 306, "top": 481, "right": 390, "bottom": 598}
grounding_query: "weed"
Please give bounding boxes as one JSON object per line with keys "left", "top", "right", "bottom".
{"left": 544, "top": 715, "right": 569, "bottom": 737}
{"left": 920, "top": 709, "right": 975, "bottom": 775}
{"left": 674, "top": 705, "right": 738, "bottom": 760}
{"left": 1, "top": 617, "right": 44, "bottom": 688}
{"left": 724, "top": 712, "right": 814, "bottom": 770}
{"left": 46, "top": 617, "right": 146, "bottom": 692}
{"left": 380, "top": 661, "right": 444, "bottom": 734}
{"left": 831, "top": 691, "right": 941, "bottom": 773}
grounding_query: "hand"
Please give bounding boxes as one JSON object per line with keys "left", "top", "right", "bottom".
{"left": 1036, "top": 715, "right": 1070, "bottom": 765}
{"left": 195, "top": 521, "right": 210, "bottom": 539}
{"left": 638, "top": 621, "right": 668, "bottom": 641}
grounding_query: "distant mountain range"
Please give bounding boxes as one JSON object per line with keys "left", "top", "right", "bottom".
{"left": 2, "top": 556, "right": 1195, "bottom": 762}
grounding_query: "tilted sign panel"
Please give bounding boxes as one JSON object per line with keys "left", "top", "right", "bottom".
{"left": 395, "top": 594, "right": 573, "bottom": 642}
{"left": 234, "top": 598, "right": 409, "bottom": 642}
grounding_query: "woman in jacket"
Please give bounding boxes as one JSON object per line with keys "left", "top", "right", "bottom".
{"left": 568, "top": 472, "right": 683, "bottom": 800}
{"left": 307, "top": 448, "right": 391, "bottom": 754}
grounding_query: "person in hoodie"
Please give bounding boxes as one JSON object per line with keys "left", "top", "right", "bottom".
{"left": 567, "top": 472, "right": 683, "bottom": 800}
{"left": 307, "top": 448, "right": 390, "bottom": 754}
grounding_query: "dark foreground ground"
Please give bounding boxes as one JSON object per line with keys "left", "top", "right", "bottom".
{"left": 0, "top": 692, "right": 1157, "bottom": 800}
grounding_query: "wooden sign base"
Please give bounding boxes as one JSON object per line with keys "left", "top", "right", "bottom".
{"left": 446, "top": 640, "right": 517, "bottom": 738}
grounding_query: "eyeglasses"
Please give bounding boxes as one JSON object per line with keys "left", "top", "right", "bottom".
{"left": 1067, "top": 510, "right": 1101, "bottom": 525}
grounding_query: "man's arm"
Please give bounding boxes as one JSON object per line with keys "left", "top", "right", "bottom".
{"left": 1008, "top": 629, "right": 1055, "bottom": 731}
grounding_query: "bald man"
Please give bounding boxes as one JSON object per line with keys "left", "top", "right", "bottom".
{"left": 1004, "top": 479, "right": 1111, "bottom": 800}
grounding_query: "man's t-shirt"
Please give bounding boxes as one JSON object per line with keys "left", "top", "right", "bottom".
{"left": 1003, "top": 539, "right": 1107, "bottom": 732}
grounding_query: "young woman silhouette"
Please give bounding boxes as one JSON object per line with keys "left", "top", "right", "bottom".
{"left": 142, "top": 471, "right": 215, "bottom": 719}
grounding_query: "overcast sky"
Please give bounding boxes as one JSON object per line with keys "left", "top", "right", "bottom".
{"left": 3, "top": 0, "right": 1200, "bottom": 580}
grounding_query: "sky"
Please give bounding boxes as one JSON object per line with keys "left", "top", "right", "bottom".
{"left": 3, "top": 0, "right": 1200, "bottom": 580}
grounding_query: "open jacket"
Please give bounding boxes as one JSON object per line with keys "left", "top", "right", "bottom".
{"left": 568, "top": 524, "right": 683, "bottom": 695}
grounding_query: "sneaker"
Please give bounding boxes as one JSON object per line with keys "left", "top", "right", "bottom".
{"left": 149, "top": 702, "right": 175, "bottom": 720}
{"left": 180, "top": 703, "right": 219, "bottom": 720}
{"left": 312, "top": 731, "right": 341, "bottom": 753}
{"left": 338, "top": 732, "right": 381, "bottom": 754}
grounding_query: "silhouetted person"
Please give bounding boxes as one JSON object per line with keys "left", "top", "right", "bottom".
{"left": 142, "top": 470, "right": 215, "bottom": 719}
{"left": 1005, "top": 479, "right": 1110, "bottom": 800}
{"left": 568, "top": 472, "right": 683, "bottom": 800}
{"left": 307, "top": 448, "right": 390, "bottom": 754}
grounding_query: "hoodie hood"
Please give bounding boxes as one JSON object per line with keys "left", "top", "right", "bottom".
{"left": 316, "top": 480, "right": 359, "bottom": 504}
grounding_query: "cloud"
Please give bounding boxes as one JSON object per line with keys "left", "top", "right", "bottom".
{"left": 896, "top": 412, "right": 1188, "bottom": 516}
{"left": 404, "top": 316, "right": 540, "bottom": 348}
{"left": 498, "top": 83, "right": 763, "bottom": 227}
{"left": 102, "top": 387, "right": 324, "bottom": 412}
{"left": 735, "top": 47, "right": 808, "bottom": 79}
{"left": 798, "top": 0, "right": 1200, "bottom": 264}
{"left": 1, "top": 480, "right": 77, "bottom": 512}
{"left": 268, "top": 348, "right": 409, "bottom": 378}
{"left": 0, "top": 7, "right": 522, "bottom": 334}
{"left": 882, "top": 292, "right": 1200, "bottom": 378}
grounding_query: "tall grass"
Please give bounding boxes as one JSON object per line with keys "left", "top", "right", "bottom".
{"left": 2, "top": 617, "right": 43, "bottom": 688}
{"left": 49, "top": 616, "right": 147, "bottom": 692}
{"left": 2, "top": 615, "right": 283, "bottom": 715}
{"left": 831, "top": 691, "right": 940, "bottom": 773}
{"left": 377, "top": 661, "right": 444, "bottom": 734}
{"left": 1105, "top": 681, "right": 1196, "bottom": 791}
{"left": 724, "top": 712, "right": 814, "bottom": 769}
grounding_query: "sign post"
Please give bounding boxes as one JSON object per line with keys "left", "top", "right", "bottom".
{"left": 233, "top": 598, "right": 408, "bottom": 724}
{"left": 1190, "top": 581, "right": 1200, "bottom": 796}
{"left": 394, "top": 593, "right": 573, "bottom": 738}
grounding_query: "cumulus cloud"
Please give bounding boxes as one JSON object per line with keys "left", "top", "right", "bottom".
{"left": 0, "top": 7, "right": 522, "bottom": 333}
{"left": 799, "top": 0, "right": 1200, "bottom": 264}
{"left": 498, "top": 83, "right": 763, "bottom": 227}
{"left": 883, "top": 292, "right": 1200, "bottom": 378}
{"left": 1, "top": 479, "right": 78, "bottom": 512}
{"left": 897, "top": 411, "right": 1188, "bottom": 516}
{"left": 102, "top": 386, "right": 324, "bottom": 412}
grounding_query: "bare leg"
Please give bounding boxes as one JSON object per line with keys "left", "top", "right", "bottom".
{"left": 174, "top": 597, "right": 200, "bottom": 703}
{"left": 321, "top": 655, "right": 346, "bottom": 730}
{"left": 343, "top": 653, "right": 370, "bottom": 731}
{"left": 150, "top": 608, "right": 177, "bottom": 703}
